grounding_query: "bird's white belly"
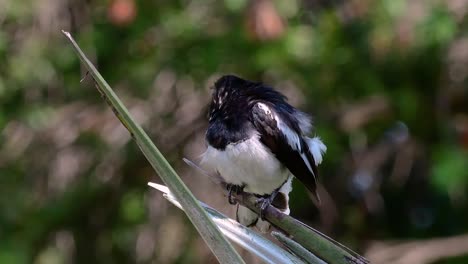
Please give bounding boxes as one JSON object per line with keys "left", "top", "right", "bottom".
{"left": 201, "top": 135, "right": 289, "bottom": 195}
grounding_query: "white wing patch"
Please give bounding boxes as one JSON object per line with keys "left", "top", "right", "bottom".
{"left": 256, "top": 102, "right": 321, "bottom": 176}
{"left": 257, "top": 102, "right": 301, "bottom": 151}
{"left": 277, "top": 119, "right": 301, "bottom": 150}
{"left": 306, "top": 137, "right": 327, "bottom": 165}
{"left": 300, "top": 152, "right": 314, "bottom": 175}
{"left": 293, "top": 111, "right": 312, "bottom": 134}
{"left": 256, "top": 102, "right": 272, "bottom": 115}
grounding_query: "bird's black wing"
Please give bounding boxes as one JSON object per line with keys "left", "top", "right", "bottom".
{"left": 250, "top": 102, "right": 320, "bottom": 202}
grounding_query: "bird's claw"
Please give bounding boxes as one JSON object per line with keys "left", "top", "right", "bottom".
{"left": 256, "top": 189, "right": 280, "bottom": 220}
{"left": 227, "top": 184, "right": 243, "bottom": 205}
{"left": 256, "top": 196, "right": 274, "bottom": 220}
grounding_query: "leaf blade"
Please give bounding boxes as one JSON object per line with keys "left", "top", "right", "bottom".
{"left": 148, "top": 182, "right": 305, "bottom": 264}
{"left": 62, "top": 30, "right": 245, "bottom": 264}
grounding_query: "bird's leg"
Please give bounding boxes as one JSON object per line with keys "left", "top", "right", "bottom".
{"left": 256, "top": 188, "right": 280, "bottom": 220}
{"left": 226, "top": 184, "right": 243, "bottom": 205}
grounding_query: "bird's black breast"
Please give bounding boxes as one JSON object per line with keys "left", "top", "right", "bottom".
{"left": 206, "top": 118, "right": 252, "bottom": 150}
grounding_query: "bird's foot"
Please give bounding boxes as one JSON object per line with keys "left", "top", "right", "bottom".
{"left": 226, "top": 184, "right": 243, "bottom": 205}
{"left": 255, "top": 189, "right": 279, "bottom": 220}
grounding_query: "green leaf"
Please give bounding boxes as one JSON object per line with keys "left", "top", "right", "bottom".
{"left": 148, "top": 182, "right": 305, "bottom": 264}
{"left": 182, "top": 158, "right": 369, "bottom": 264}
{"left": 272, "top": 231, "right": 325, "bottom": 264}
{"left": 62, "top": 30, "right": 244, "bottom": 264}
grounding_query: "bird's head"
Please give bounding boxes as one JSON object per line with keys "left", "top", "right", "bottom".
{"left": 212, "top": 75, "right": 252, "bottom": 104}
{"left": 208, "top": 75, "right": 254, "bottom": 122}
{"left": 208, "top": 75, "right": 288, "bottom": 123}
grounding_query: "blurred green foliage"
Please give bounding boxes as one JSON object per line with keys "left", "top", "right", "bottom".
{"left": 1, "top": 0, "right": 468, "bottom": 263}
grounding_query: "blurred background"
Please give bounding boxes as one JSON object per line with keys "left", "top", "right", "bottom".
{"left": 1, "top": 0, "right": 468, "bottom": 263}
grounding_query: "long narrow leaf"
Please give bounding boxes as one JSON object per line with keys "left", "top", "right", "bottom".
{"left": 272, "top": 231, "right": 326, "bottom": 264}
{"left": 148, "top": 182, "right": 305, "bottom": 264}
{"left": 237, "top": 190, "right": 368, "bottom": 264}
{"left": 183, "top": 158, "right": 369, "bottom": 264}
{"left": 62, "top": 30, "right": 244, "bottom": 264}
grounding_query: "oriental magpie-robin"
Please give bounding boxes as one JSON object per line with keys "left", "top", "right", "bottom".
{"left": 201, "top": 75, "right": 326, "bottom": 232}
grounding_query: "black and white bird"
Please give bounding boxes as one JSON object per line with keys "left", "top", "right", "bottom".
{"left": 201, "top": 75, "right": 326, "bottom": 232}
